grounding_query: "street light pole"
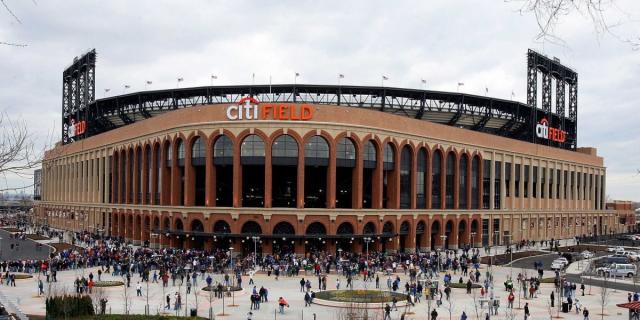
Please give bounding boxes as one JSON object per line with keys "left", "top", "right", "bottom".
{"left": 252, "top": 236, "right": 260, "bottom": 270}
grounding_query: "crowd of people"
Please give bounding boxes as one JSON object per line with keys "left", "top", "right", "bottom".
{"left": 0, "top": 215, "right": 628, "bottom": 319}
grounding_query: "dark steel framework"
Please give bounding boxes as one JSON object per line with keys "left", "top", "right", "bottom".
{"left": 62, "top": 49, "right": 96, "bottom": 144}
{"left": 526, "top": 49, "right": 578, "bottom": 149}
{"left": 61, "top": 49, "right": 578, "bottom": 150}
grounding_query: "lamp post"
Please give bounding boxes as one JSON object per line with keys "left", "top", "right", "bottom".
{"left": 183, "top": 263, "right": 192, "bottom": 317}
{"left": 470, "top": 232, "right": 477, "bottom": 248}
{"left": 251, "top": 236, "right": 260, "bottom": 270}
{"left": 504, "top": 234, "right": 513, "bottom": 279}
{"left": 364, "top": 237, "right": 373, "bottom": 258}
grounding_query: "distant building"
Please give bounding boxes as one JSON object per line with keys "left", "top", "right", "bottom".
{"left": 606, "top": 200, "right": 636, "bottom": 233}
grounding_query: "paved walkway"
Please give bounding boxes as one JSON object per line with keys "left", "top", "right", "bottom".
{"left": 0, "top": 261, "right": 633, "bottom": 319}
{"left": 0, "top": 229, "right": 51, "bottom": 261}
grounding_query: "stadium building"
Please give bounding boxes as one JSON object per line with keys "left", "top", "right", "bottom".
{"left": 34, "top": 49, "right": 617, "bottom": 254}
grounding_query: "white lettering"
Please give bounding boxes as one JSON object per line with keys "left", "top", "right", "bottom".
{"left": 226, "top": 105, "right": 239, "bottom": 120}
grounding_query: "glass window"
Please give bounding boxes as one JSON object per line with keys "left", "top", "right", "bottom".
{"left": 177, "top": 140, "right": 185, "bottom": 160}
{"left": 416, "top": 149, "right": 426, "bottom": 209}
{"left": 494, "top": 161, "right": 501, "bottom": 209}
{"left": 399, "top": 147, "right": 411, "bottom": 209}
{"left": 505, "top": 162, "right": 511, "bottom": 197}
{"left": 459, "top": 154, "right": 468, "bottom": 209}
{"left": 214, "top": 135, "right": 233, "bottom": 159}
{"left": 304, "top": 136, "right": 329, "bottom": 159}
{"left": 336, "top": 138, "right": 356, "bottom": 160}
{"left": 272, "top": 135, "right": 298, "bottom": 158}
{"left": 192, "top": 137, "right": 205, "bottom": 159}
{"left": 364, "top": 141, "right": 377, "bottom": 169}
{"left": 431, "top": 151, "right": 442, "bottom": 209}
{"left": 384, "top": 143, "right": 394, "bottom": 164}
{"left": 241, "top": 135, "right": 265, "bottom": 157}
{"left": 471, "top": 156, "right": 479, "bottom": 209}
{"left": 445, "top": 153, "right": 455, "bottom": 209}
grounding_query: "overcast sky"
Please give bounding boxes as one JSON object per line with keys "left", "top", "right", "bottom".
{"left": 1, "top": 0, "right": 639, "bottom": 200}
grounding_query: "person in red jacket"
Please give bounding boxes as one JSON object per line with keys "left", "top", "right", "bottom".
{"left": 278, "top": 296, "right": 289, "bottom": 314}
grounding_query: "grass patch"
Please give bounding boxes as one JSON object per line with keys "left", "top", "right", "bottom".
{"left": 315, "top": 290, "right": 408, "bottom": 303}
{"left": 201, "top": 285, "right": 241, "bottom": 292}
{"left": 51, "top": 242, "right": 85, "bottom": 252}
{"left": 25, "top": 234, "right": 50, "bottom": 240}
{"left": 446, "top": 282, "right": 482, "bottom": 289}
{"left": 480, "top": 251, "right": 547, "bottom": 265}
{"left": 93, "top": 281, "right": 124, "bottom": 287}
{"left": 540, "top": 278, "right": 556, "bottom": 283}
{"left": 13, "top": 273, "right": 33, "bottom": 280}
{"left": 1, "top": 227, "right": 21, "bottom": 232}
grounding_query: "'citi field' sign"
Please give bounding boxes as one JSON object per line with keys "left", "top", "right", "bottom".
{"left": 535, "top": 118, "right": 566, "bottom": 143}
{"left": 226, "top": 97, "right": 314, "bottom": 121}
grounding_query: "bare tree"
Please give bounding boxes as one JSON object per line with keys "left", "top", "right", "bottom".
{"left": 0, "top": 0, "right": 27, "bottom": 47}
{"left": 598, "top": 276, "right": 611, "bottom": 320}
{"left": 443, "top": 297, "right": 455, "bottom": 320}
{"left": 0, "top": 113, "right": 48, "bottom": 192}
{"left": 91, "top": 288, "right": 107, "bottom": 315}
{"left": 121, "top": 276, "right": 132, "bottom": 315}
{"left": 510, "top": 0, "right": 640, "bottom": 49}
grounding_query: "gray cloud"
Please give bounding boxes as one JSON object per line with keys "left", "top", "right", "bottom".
{"left": 1, "top": 0, "right": 638, "bottom": 200}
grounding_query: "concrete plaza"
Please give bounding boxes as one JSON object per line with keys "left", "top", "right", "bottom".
{"left": 0, "top": 257, "right": 634, "bottom": 320}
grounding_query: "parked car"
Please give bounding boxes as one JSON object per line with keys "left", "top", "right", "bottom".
{"left": 551, "top": 261, "right": 565, "bottom": 270}
{"left": 596, "top": 263, "right": 637, "bottom": 278}
{"left": 624, "top": 251, "right": 639, "bottom": 261}
{"left": 554, "top": 257, "right": 569, "bottom": 266}
{"left": 581, "top": 250, "right": 594, "bottom": 259}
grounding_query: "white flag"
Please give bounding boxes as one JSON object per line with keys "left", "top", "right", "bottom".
{"left": 177, "top": 77, "right": 184, "bottom": 82}
{"left": 146, "top": 81, "right": 153, "bottom": 85}
{"left": 211, "top": 75, "right": 218, "bottom": 79}
{"left": 124, "top": 85, "right": 130, "bottom": 89}
{"left": 338, "top": 74, "right": 344, "bottom": 78}
{"left": 382, "top": 75, "right": 389, "bottom": 80}
{"left": 295, "top": 72, "right": 300, "bottom": 77}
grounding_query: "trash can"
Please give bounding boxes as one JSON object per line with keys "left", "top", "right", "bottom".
{"left": 190, "top": 308, "right": 197, "bottom": 317}
{"left": 562, "top": 302, "right": 569, "bottom": 313}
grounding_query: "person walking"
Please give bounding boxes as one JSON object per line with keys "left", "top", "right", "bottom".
{"left": 461, "top": 311, "right": 468, "bottom": 320}
{"left": 550, "top": 291, "right": 555, "bottom": 307}
{"left": 583, "top": 307, "right": 589, "bottom": 320}
{"left": 384, "top": 303, "right": 391, "bottom": 320}
{"left": 278, "top": 296, "right": 289, "bottom": 314}
{"left": 431, "top": 308, "right": 438, "bottom": 320}
{"left": 136, "top": 282, "right": 142, "bottom": 296}
{"left": 524, "top": 302, "right": 530, "bottom": 320}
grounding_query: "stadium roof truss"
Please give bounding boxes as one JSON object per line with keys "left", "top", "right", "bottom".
{"left": 61, "top": 49, "right": 578, "bottom": 151}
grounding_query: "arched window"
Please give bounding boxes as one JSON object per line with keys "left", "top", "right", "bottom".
{"left": 363, "top": 141, "right": 377, "bottom": 168}
{"left": 146, "top": 146, "right": 152, "bottom": 204}
{"left": 445, "top": 152, "right": 455, "bottom": 209}
{"left": 431, "top": 150, "right": 442, "bottom": 209}
{"left": 471, "top": 156, "right": 479, "bottom": 209}
{"left": 336, "top": 138, "right": 356, "bottom": 167}
{"left": 165, "top": 142, "right": 172, "bottom": 167}
{"left": 176, "top": 139, "right": 185, "bottom": 166}
{"left": 272, "top": 135, "right": 298, "bottom": 164}
{"left": 383, "top": 143, "right": 394, "bottom": 170}
{"left": 399, "top": 146, "right": 412, "bottom": 209}
{"left": 241, "top": 135, "right": 265, "bottom": 162}
{"left": 192, "top": 137, "right": 205, "bottom": 165}
{"left": 213, "top": 135, "right": 233, "bottom": 165}
{"left": 304, "top": 136, "right": 329, "bottom": 164}
{"left": 416, "top": 149, "right": 427, "bottom": 209}
{"left": 272, "top": 135, "right": 298, "bottom": 207}
{"left": 304, "top": 136, "right": 330, "bottom": 208}
{"left": 459, "top": 154, "right": 468, "bottom": 209}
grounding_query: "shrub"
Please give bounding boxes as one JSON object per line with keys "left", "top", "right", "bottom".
{"left": 93, "top": 280, "right": 124, "bottom": 287}
{"left": 46, "top": 294, "right": 94, "bottom": 318}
